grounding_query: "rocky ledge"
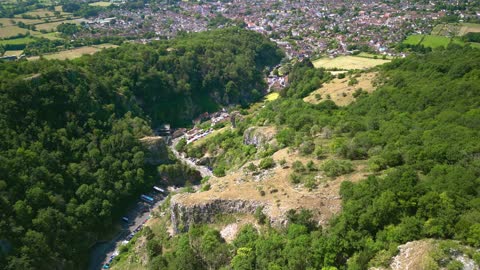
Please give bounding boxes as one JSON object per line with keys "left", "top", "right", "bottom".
{"left": 170, "top": 195, "right": 265, "bottom": 233}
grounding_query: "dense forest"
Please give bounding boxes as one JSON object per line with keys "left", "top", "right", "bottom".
{"left": 76, "top": 28, "right": 282, "bottom": 126}
{"left": 138, "top": 46, "right": 480, "bottom": 269}
{"left": 0, "top": 28, "right": 281, "bottom": 269}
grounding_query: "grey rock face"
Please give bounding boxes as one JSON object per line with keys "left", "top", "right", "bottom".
{"left": 170, "top": 197, "right": 263, "bottom": 233}
{"left": 243, "top": 126, "right": 276, "bottom": 148}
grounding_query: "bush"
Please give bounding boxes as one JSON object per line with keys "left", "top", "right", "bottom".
{"left": 292, "top": 161, "right": 305, "bottom": 173}
{"left": 353, "top": 88, "right": 367, "bottom": 98}
{"left": 276, "top": 128, "right": 295, "bottom": 146}
{"left": 304, "top": 175, "right": 317, "bottom": 190}
{"left": 314, "top": 145, "right": 325, "bottom": 159}
{"left": 201, "top": 176, "right": 211, "bottom": 184}
{"left": 348, "top": 77, "right": 359, "bottom": 86}
{"left": 201, "top": 183, "right": 211, "bottom": 192}
{"left": 246, "top": 162, "right": 257, "bottom": 172}
{"left": 213, "top": 166, "right": 226, "bottom": 177}
{"left": 259, "top": 157, "right": 275, "bottom": 170}
{"left": 290, "top": 173, "right": 301, "bottom": 184}
{"left": 321, "top": 159, "right": 354, "bottom": 177}
{"left": 306, "top": 160, "right": 317, "bottom": 172}
{"left": 299, "top": 140, "right": 315, "bottom": 156}
{"left": 254, "top": 206, "right": 267, "bottom": 224}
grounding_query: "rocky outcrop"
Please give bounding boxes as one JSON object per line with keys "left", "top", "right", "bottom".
{"left": 243, "top": 126, "right": 277, "bottom": 148}
{"left": 170, "top": 196, "right": 263, "bottom": 233}
{"left": 140, "top": 136, "right": 170, "bottom": 165}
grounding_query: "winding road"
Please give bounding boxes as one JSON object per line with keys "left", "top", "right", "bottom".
{"left": 170, "top": 137, "right": 213, "bottom": 178}
{"left": 89, "top": 135, "right": 212, "bottom": 270}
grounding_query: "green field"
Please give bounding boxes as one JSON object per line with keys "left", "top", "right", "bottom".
{"left": 313, "top": 55, "right": 390, "bottom": 70}
{"left": 403, "top": 23, "right": 480, "bottom": 49}
{"left": 403, "top": 34, "right": 424, "bottom": 46}
{"left": 421, "top": 35, "right": 451, "bottom": 48}
{"left": 31, "top": 31, "right": 62, "bottom": 40}
{"left": 0, "top": 37, "right": 36, "bottom": 46}
{"left": 403, "top": 34, "right": 480, "bottom": 49}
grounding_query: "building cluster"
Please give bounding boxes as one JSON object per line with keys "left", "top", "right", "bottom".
{"left": 81, "top": 0, "right": 465, "bottom": 58}
{"left": 183, "top": 109, "right": 231, "bottom": 144}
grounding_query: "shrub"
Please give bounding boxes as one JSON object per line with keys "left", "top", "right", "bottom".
{"left": 348, "top": 78, "right": 359, "bottom": 86}
{"left": 321, "top": 159, "right": 354, "bottom": 177}
{"left": 314, "top": 145, "right": 325, "bottom": 159}
{"left": 259, "top": 157, "right": 275, "bottom": 170}
{"left": 213, "top": 166, "right": 226, "bottom": 177}
{"left": 353, "top": 88, "right": 367, "bottom": 98}
{"left": 276, "top": 128, "right": 295, "bottom": 146}
{"left": 290, "top": 173, "right": 301, "bottom": 184}
{"left": 254, "top": 206, "right": 267, "bottom": 225}
{"left": 304, "top": 175, "right": 317, "bottom": 190}
{"left": 306, "top": 160, "right": 317, "bottom": 172}
{"left": 299, "top": 140, "right": 315, "bottom": 156}
{"left": 292, "top": 161, "right": 305, "bottom": 173}
{"left": 201, "top": 183, "right": 211, "bottom": 192}
{"left": 246, "top": 162, "right": 257, "bottom": 172}
{"left": 175, "top": 138, "right": 187, "bottom": 152}
{"left": 201, "top": 176, "right": 211, "bottom": 184}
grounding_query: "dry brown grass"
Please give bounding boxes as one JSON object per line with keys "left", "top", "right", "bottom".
{"left": 28, "top": 46, "right": 101, "bottom": 61}
{"left": 303, "top": 72, "right": 378, "bottom": 106}
{"left": 176, "top": 147, "right": 370, "bottom": 226}
{"left": 3, "top": 50, "right": 23, "bottom": 56}
{"left": 15, "top": 8, "right": 71, "bottom": 19}
{"left": 390, "top": 240, "right": 435, "bottom": 270}
{"left": 313, "top": 56, "right": 390, "bottom": 70}
{"left": 34, "top": 19, "right": 79, "bottom": 31}
{"left": 0, "top": 25, "right": 29, "bottom": 38}
{"left": 0, "top": 18, "right": 43, "bottom": 26}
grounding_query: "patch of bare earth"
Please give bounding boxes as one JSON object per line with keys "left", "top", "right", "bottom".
{"left": 174, "top": 147, "right": 369, "bottom": 227}
{"left": 304, "top": 72, "right": 377, "bottom": 106}
{"left": 390, "top": 240, "right": 434, "bottom": 270}
{"left": 218, "top": 216, "right": 257, "bottom": 243}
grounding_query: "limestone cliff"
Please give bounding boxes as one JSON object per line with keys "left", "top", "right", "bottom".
{"left": 243, "top": 126, "right": 277, "bottom": 148}
{"left": 170, "top": 195, "right": 264, "bottom": 233}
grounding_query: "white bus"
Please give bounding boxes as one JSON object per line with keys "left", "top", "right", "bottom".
{"left": 153, "top": 186, "right": 165, "bottom": 193}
